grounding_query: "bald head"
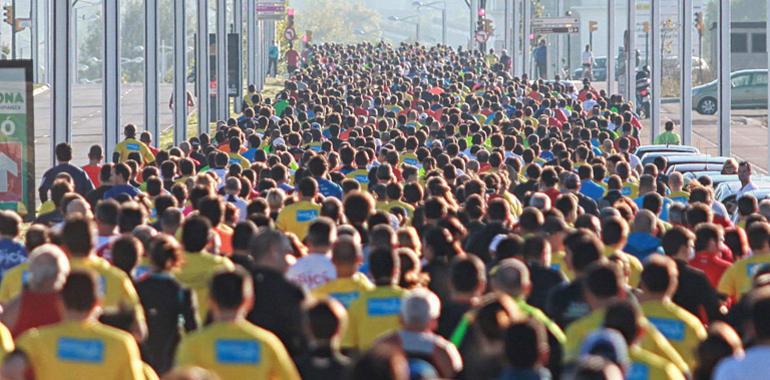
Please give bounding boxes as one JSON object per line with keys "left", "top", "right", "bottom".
{"left": 491, "top": 258, "right": 531, "bottom": 298}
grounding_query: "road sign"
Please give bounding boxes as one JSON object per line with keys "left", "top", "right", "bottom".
{"left": 284, "top": 27, "right": 297, "bottom": 41}
{"left": 532, "top": 17, "right": 580, "bottom": 34}
{"left": 257, "top": 1, "right": 287, "bottom": 20}
{"left": 475, "top": 30, "right": 489, "bottom": 43}
{"left": 0, "top": 61, "right": 34, "bottom": 219}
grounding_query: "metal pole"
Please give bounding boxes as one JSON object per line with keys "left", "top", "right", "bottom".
{"left": 607, "top": 0, "right": 615, "bottom": 94}
{"left": 523, "top": 0, "right": 530, "bottom": 77}
{"left": 103, "top": 0, "right": 120, "bottom": 159}
{"left": 765, "top": 0, "right": 770, "bottom": 168}
{"left": 512, "top": 0, "right": 519, "bottom": 75}
{"left": 11, "top": 0, "right": 16, "bottom": 60}
{"left": 247, "top": 0, "right": 256, "bottom": 88}
{"left": 556, "top": 0, "right": 563, "bottom": 79}
{"left": 717, "top": 0, "right": 731, "bottom": 156}
{"left": 52, "top": 0, "right": 71, "bottom": 165}
{"left": 256, "top": 20, "right": 263, "bottom": 90}
{"left": 145, "top": 0, "right": 160, "bottom": 146}
{"left": 442, "top": 5, "right": 447, "bottom": 46}
{"left": 44, "top": 0, "right": 51, "bottom": 83}
{"left": 416, "top": 21, "right": 420, "bottom": 42}
{"left": 650, "top": 0, "right": 661, "bottom": 141}
{"left": 504, "top": 0, "right": 509, "bottom": 54}
{"left": 681, "top": 0, "right": 693, "bottom": 145}
{"left": 31, "top": 0, "right": 38, "bottom": 82}
{"left": 233, "top": 0, "right": 243, "bottom": 114}
{"left": 626, "top": 0, "right": 636, "bottom": 102}
{"left": 470, "top": 0, "right": 478, "bottom": 50}
{"left": 217, "top": 0, "right": 228, "bottom": 120}
{"left": 173, "top": 0, "right": 187, "bottom": 145}
{"left": 197, "top": 0, "right": 210, "bottom": 135}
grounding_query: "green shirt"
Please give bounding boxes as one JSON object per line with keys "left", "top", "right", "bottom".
{"left": 655, "top": 131, "right": 681, "bottom": 145}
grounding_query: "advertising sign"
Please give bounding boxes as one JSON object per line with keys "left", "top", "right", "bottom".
{"left": 0, "top": 61, "right": 34, "bottom": 219}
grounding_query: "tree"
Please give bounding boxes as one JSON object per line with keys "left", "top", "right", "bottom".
{"left": 293, "top": 0, "right": 383, "bottom": 44}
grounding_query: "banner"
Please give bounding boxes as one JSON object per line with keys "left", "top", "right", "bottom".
{"left": 0, "top": 61, "right": 34, "bottom": 219}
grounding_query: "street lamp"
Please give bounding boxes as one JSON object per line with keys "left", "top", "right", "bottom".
{"left": 412, "top": 0, "right": 447, "bottom": 45}
{"left": 389, "top": 15, "right": 420, "bottom": 42}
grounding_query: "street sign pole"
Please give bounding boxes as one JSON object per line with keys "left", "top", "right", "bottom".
{"left": 682, "top": 0, "right": 693, "bottom": 145}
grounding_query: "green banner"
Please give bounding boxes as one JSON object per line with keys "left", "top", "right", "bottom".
{"left": 0, "top": 61, "right": 34, "bottom": 219}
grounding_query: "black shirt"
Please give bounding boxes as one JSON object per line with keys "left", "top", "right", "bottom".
{"left": 527, "top": 262, "right": 567, "bottom": 311}
{"left": 86, "top": 185, "right": 112, "bottom": 209}
{"left": 672, "top": 258, "right": 723, "bottom": 323}
{"left": 464, "top": 222, "right": 510, "bottom": 264}
{"left": 135, "top": 272, "right": 197, "bottom": 375}
{"left": 39, "top": 162, "right": 95, "bottom": 202}
{"left": 295, "top": 346, "right": 351, "bottom": 380}
{"left": 546, "top": 279, "right": 591, "bottom": 329}
{"left": 247, "top": 266, "right": 307, "bottom": 357}
{"left": 437, "top": 300, "right": 474, "bottom": 339}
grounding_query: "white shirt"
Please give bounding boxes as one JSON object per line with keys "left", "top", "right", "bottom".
{"left": 227, "top": 195, "right": 249, "bottom": 221}
{"left": 714, "top": 346, "right": 770, "bottom": 380}
{"left": 581, "top": 51, "right": 593, "bottom": 65}
{"left": 735, "top": 181, "right": 758, "bottom": 200}
{"left": 286, "top": 252, "right": 337, "bottom": 291}
{"left": 582, "top": 99, "right": 598, "bottom": 111}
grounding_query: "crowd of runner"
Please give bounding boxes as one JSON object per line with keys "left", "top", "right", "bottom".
{"left": 0, "top": 42, "right": 768, "bottom": 380}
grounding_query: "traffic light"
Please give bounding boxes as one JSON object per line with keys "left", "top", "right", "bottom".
{"left": 694, "top": 12, "right": 704, "bottom": 33}
{"left": 482, "top": 18, "right": 495, "bottom": 34}
{"left": 642, "top": 21, "right": 650, "bottom": 33}
{"left": 2, "top": 5, "right": 13, "bottom": 27}
{"left": 589, "top": 20, "right": 598, "bottom": 32}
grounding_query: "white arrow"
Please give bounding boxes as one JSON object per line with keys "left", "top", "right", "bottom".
{"left": 0, "top": 152, "right": 18, "bottom": 193}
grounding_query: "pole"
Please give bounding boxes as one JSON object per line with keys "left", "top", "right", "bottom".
{"left": 766, "top": 0, "right": 770, "bottom": 168}
{"left": 607, "top": 0, "right": 615, "bottom": 95}
{"left": 469, "top": 0, "right": 478, "bottom": 50}
{"left": 416, "top": 22, "right": 420, "bottom": 42}
{"left": 651, "top": 0, "right": 661, "bottom": 141}
{"left": 52, "top": 0, "right": 71, "bottom": 165}
{"left": 173, "top": 0, "right": 187, "bottom": 144}
{"left": 442, "top": 2, "right": 447, "bottom": 45}
{"left": 11, "top": 0, "right": 16, "bottom": 60}
{"left": 681, "top": 0, "right": 693, "bottom": 145}
{"left": 717, "top": 0, "right": 731, "bottom": 156}
{"left": 145, "top": 0, "right": 159, "bottom": 146}
{"left": 197, "top": 0, "right": 210, "bottom": 134}
{"left": 523, "top": 0, "right": 530, "bottom": 77}
{"left": 103, "top": 0, "right": 120, "bottom": 159}
{"left": 626, "top": 0, "right": 636, "bottom": 102}
{"left": 233, "top": 0, "right": 243, "bottom": 114}
{"left": 216, "top": 0, "right": 228, "bottom": 120}
{"left": 512, "top": 0, "right": 519, "bottom": 75}
{"left": 247, "top": 0, "right": 256, "bottom": 88}
{"left": 31, "top": 0, "right": 38, "bottom": 81}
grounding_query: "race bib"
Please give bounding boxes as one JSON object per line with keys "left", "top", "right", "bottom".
{"left": 648, "top": 317, "right": 685, "bottom": 341}
{"left": 355, "top": 175, "right": 369, "bottom": 183}
{"left": 215, "top": 340, "right": 261, "bottom": 364}
{"left": 330, "top": 291, "right": 360, "bottom": 308}
{"left": 57, "top": 338, "right": 105, "bottom": 363}
{"left": 367, "top": 297, "right": 401, "bottom": 316}
{"left": 126, "top": 143, "right": 140, "bottom": 151}
{"left": 296, "top": 209, "right": 319, "bottom": 222}
{"left": 627, "top": 363, "right": 650, "bottom": 380}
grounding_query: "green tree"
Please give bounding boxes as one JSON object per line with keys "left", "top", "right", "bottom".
{"left": 293, "top": 0, "right": 383, "bottom": 44}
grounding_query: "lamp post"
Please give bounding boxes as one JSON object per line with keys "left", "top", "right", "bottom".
{"left": 389, "top": 15, "right": 420, "bottom": 42}
{"left": 412, "top": 0, "right": 446, "bottom": 45}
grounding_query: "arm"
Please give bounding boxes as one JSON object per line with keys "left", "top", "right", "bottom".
{"left": 180, "top": 288, "right": 199, "bottom": 332}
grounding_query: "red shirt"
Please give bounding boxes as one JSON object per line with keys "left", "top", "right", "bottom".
{"left": 12, "top": 290, "right": 63, "bottom": 338}
{"left": 286, "top": 50, "right": 300, "bottom": 67}
{"left": 689, "top": 251, "right": 731, "bottom": 288}
{"left": 82, "top": 164, "right": 101, "bottom": 188}
{"left": 543, "top": 188, "right": 562, "bottom": 205}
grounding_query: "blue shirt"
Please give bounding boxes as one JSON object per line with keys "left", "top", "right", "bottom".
{"left": 580, "top": 180, "right": 606, "bottom": 201}
{"left": 0, "top": 239, "right": 25, "bottom": 283}
{"left": 39, "top": 163, "right": 95, "bottom": 202}
{"left": 315, "top": 177, "right": 343, "bottom": 199}
{"left": 269, "top": 45, "right": 279, "bottom": 59}
{"left": 103, "top": 184, "right": 141, "bottom": 200}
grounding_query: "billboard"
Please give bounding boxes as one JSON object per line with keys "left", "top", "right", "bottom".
{"left": 0, "top": 61, "right": 34, "bottom": 219}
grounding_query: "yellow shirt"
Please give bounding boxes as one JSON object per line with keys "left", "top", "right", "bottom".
{"left": 640, "top": 299, "right": 706, "bottom": 369}
{"left": 115, "top": 138, "right": 155, "bottom": 164}
{"left": 16, "top": 320, "right": 144, "bottom": 380}
{"left": 621, "top": 181, "right": 639, "bottom": 198}
{"left": 344, "top": 285, "right": 406, "bottom": 350}
{"left": 70, "top": 257, "right": 145, "bottom": 323}
{"left": 550, "top": 250, "right": 572, "bottom": 280}
{"left": 228, "top": 152, "right": 251, "bottom": 168}
{"left": 0, "top": 322, "right": 12, "bottom": 363}
{"left": 387, "top": 200, "right": 415, "bottom": 219}
{"left": 175, "top": 252, "right": 235, "bottom": 323}
{"left": 628, "top": 346, "right": 686, "bottom": 380}
{"left": 563, "top": 308, "right": 689, "bottom": 373}
{"left": 604, "top": 247, "right": 643, "bottom": 287}
{"left": 346, "top": 169, "right": 370, "bottom": 192}
{"left": 399, "top": 152, "right": 420, "bottom": 167}
{"left": 312, "top": 274, "right": 375, "bottom": 308}
{"left": 718, "top": 254, "right": 770, "bottom": 301}
{"left": 276, "top": 200, "right": 321, "bottom": 240}
{"left": 175, "top": 320, "right": 300, "bottom": 380}
{"left": 0, "top": 261, "right": 30, "bottom": 303}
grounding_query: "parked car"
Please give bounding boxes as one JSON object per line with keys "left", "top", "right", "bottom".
{"left": 692, "top": 69, "right": 768, "bottom": 115}
{"left": 573, "top": 56, "right": 607, "bottom": 81}
{"left": 635, "top": 145, "right": 700, "bottom": 162}
{"left": 663, "top": 155, "right": 730, "bottom": 176}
